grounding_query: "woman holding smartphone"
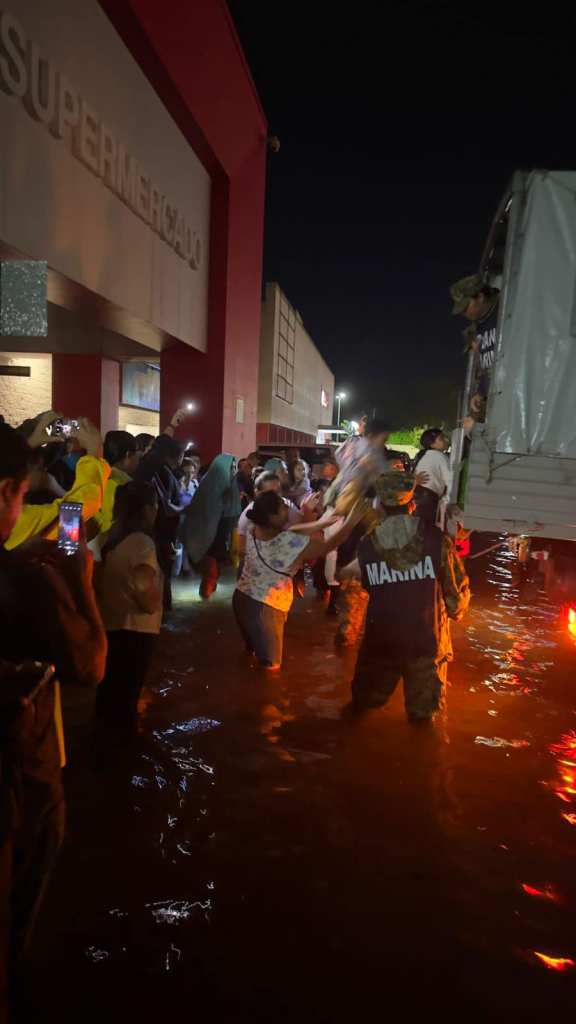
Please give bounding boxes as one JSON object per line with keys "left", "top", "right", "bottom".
{"left": 95, "top": 481, "right": 162, "bottom": 727}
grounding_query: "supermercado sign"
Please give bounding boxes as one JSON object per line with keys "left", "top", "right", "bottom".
{"left": 0, "top": 0, "right": 210, "bottom": 350}
{"left": 0, "top": 9, "right": 202, "bottom": 271}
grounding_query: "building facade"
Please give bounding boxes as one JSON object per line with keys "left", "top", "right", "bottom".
{"left": 257, "top": 282, "right": 334, "bottom": 447}
{"left": 0, "top": 0, "right": 267, "bottom": 457}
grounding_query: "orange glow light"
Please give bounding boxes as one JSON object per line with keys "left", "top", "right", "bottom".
{"left": 533, "top": 952, "right": 575, "bottom": 971}
{"left": 550, "top": 732, "right": 576, "bottom": 757}
{"left": 549, "top": 732, "right": 576, "bottom": 822}
{"left": 521, "top": 884, "right": 559, "bottom": 903}
{"left": 568, "top": 607, "right": 576, "bottom": 639}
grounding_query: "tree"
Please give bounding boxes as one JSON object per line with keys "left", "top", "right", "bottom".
{"left": 339, "top": 419, "right": 356, "bottom": 437}
{"left": 388, "top": 425, "right": 430, "bottom": 448}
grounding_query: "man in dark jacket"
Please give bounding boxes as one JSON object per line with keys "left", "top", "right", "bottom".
{"left": 348, "top": 472, "right": 470, "bottom": 720}
{"left": 0, "top": 423, "right": 106, "bottom": 1020}
{"left": 136, "top": 434, "right": 184, "bottom": 608}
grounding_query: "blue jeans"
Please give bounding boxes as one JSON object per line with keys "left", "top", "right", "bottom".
{"left": 233, "top": 589, "right": 287, "bottom": 667}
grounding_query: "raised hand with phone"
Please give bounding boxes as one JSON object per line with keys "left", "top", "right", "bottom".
{"left": 5, "top": 418, "right": 108, "bottom": 551}
{"left": 27, "top": 410, "right": 65, "bottom": 448}
{"left": 163, "top": 404, "right": 194, "bottom": 438}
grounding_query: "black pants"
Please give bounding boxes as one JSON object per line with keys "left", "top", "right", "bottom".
{"left": 95, "top": 631, "right": 157, "bottom": 726}
{"left": 0, "top": 787, "right": 65, "bottom": 1022}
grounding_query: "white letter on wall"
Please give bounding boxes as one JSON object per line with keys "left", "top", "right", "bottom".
{"left": 149, "top": 183, "right": 162, "bottom": 233}
{"left": 53, "top": 73, "right": 79, "bottom": 145}
{"left": 79, "top": 100, "right": 99, "bottom": 174}
{"left": 99, "top": 123, "right": 117, "bottom": 190}
{"left": 27, "top": 43, "right": 55, "bottom": 124}
{"left": 116, "top": 144, "right": 136, "bottom": 207}
{"left": 0, "top": 12, "right": 27, "bottom": 97}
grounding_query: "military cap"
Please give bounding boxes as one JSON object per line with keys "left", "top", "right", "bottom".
{"left": 450, "top": 273, "right": 484, "bottom": 315}
{"left": 374, "top": 471, "right": 416, "bottom": 507}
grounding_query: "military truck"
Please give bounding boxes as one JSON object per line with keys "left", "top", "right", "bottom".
{"left": 450, "top": 170, "right": 576, "bottom": 605}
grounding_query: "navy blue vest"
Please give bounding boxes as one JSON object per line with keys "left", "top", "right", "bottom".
{"left": 358, "top": 521, "right": 443, "bottom": 659}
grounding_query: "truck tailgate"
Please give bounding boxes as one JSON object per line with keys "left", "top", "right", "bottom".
{"left": 463, "top": 428, "right": 576, "bottom": 540}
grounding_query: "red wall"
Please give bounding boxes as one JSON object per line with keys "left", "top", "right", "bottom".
{"left": 53, "top": 354, "right": 120, "bottom": 438}
{"left": 100, "top": 0, "right": 267, "bottom": 460}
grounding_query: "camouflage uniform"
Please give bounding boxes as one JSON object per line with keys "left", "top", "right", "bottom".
{"left": 450, "top": 272, "right": 485, "bottom": 317}
{"left": 335, "top": 578, "right": 369, "bottom": 646}
{"left": 351, "top": 473, "right": 470, "bottom": 720}
{"left": 450, "top": 273, "right": 499, "bottom": 424}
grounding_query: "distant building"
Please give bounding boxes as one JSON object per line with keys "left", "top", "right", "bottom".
{"left": 257, "top": 283, "right": 334, "bottom": 447}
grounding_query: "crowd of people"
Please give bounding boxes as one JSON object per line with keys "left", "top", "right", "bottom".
{"left": 0, "top": 393, "right": 472, "bottom": 1020}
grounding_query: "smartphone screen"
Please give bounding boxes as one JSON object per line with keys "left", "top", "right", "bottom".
{"left": 57, "top": 502, "right": 82, "bottom": 555}
{"left": 60, "top": 419, "right": 79, "bottom": 437}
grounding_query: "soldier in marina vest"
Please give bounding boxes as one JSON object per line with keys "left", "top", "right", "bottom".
{"left": 346, "top": 472, "right": 470, "bottom": 721}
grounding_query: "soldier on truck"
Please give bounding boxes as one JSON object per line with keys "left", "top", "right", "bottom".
{"left": 450, "top": 273, "right": 500, "bottom": 421}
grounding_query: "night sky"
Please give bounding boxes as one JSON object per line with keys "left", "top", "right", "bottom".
{"left": 228, "top": 2, "right": 576, "bottom": 429}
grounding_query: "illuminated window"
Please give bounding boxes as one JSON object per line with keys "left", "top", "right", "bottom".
{"left": 276, "top": 297, "right": 295, "bottom": 404}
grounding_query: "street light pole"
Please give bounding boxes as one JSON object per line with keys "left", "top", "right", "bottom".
{"left": 336, "top": 391, "right": 347, "bottom": 427}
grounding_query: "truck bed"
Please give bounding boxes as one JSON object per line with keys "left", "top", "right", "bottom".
{"left": 462, "top": 425, "right": 576, "bottom": 541}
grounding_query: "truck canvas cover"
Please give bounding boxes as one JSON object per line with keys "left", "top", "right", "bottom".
{"left": 490, "top": 170, "right": 576, "bottom": 457}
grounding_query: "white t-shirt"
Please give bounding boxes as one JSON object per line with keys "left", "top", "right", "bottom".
{"left": 236, "top": 530, "right": 310, "bottom": 612}
{"left": 416, "top": 450, "right": 451, "bottom": 498}
{"left": 237, "top": 497, "right": 302, "bottom": 537}
{"left": 98, "top": 532, "right": 163, "bottom": 634}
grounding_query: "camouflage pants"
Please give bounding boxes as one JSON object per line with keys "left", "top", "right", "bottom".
{"left": 335, "top": 579, "right": 369, "bottom": 647}
{"left": 351, "top": 646, "right": 448, "bottom": 719}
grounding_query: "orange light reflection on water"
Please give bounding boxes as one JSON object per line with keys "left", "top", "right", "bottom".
{"left": 533, "top": 952, "right": 575, "bottom": 972}
{"left": 548, "top": 732, "right": 576, "bottom": 814}
{"left": 521, "top": 883, "right": 560, "bottom": 903}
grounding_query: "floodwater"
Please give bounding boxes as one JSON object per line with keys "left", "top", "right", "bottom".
{"left": 24, "top": 542, "right": 576, "bottom": 1022}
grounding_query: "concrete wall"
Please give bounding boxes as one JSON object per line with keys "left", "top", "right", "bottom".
{"left": 0, "top": 351, "right": 51, "bottom": 425}
{"left": 257, "top": 283, "right": 277, "bottom": 426}
{"left": 118, "top": 405, "right": 159, "bottom": 436}
{"left": 258, "top": 283, "right": 334, "bottom": 441}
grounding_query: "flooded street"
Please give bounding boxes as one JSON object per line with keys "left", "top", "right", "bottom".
{"left": 26, "top": 543, "right": 576, "bottom": 1022}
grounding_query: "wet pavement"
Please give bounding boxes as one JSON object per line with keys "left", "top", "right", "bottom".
{"left": 24, "top": 542, "right": 576, "bottom": 1022}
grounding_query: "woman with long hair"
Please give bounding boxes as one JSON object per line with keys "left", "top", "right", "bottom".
{"left": 287, "top": 459, "right": 312, "bottom": 508}
{"left": 233, "top": 490, "right": 365, "bottom": 669}
{"left": 95, "top": 481, "right": 162, "bottom": 726}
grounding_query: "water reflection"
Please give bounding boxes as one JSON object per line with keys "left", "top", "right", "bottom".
{"left": 145, "top": 899, "right": 212, "bottom": 925}
{"left": 533, "top": 952, "right": 575, "bottom": 971}
{"left": 521, "top": 883, "right": 561, "bottom": 903}
{"left": 547, "top": 732, "right": 576, "bottom": 817}
{"left": 467, "top": 543, "right": 559, "bottom": 697}
{"left": 35, "top": 546, "right": 576, "bottom": 1019}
